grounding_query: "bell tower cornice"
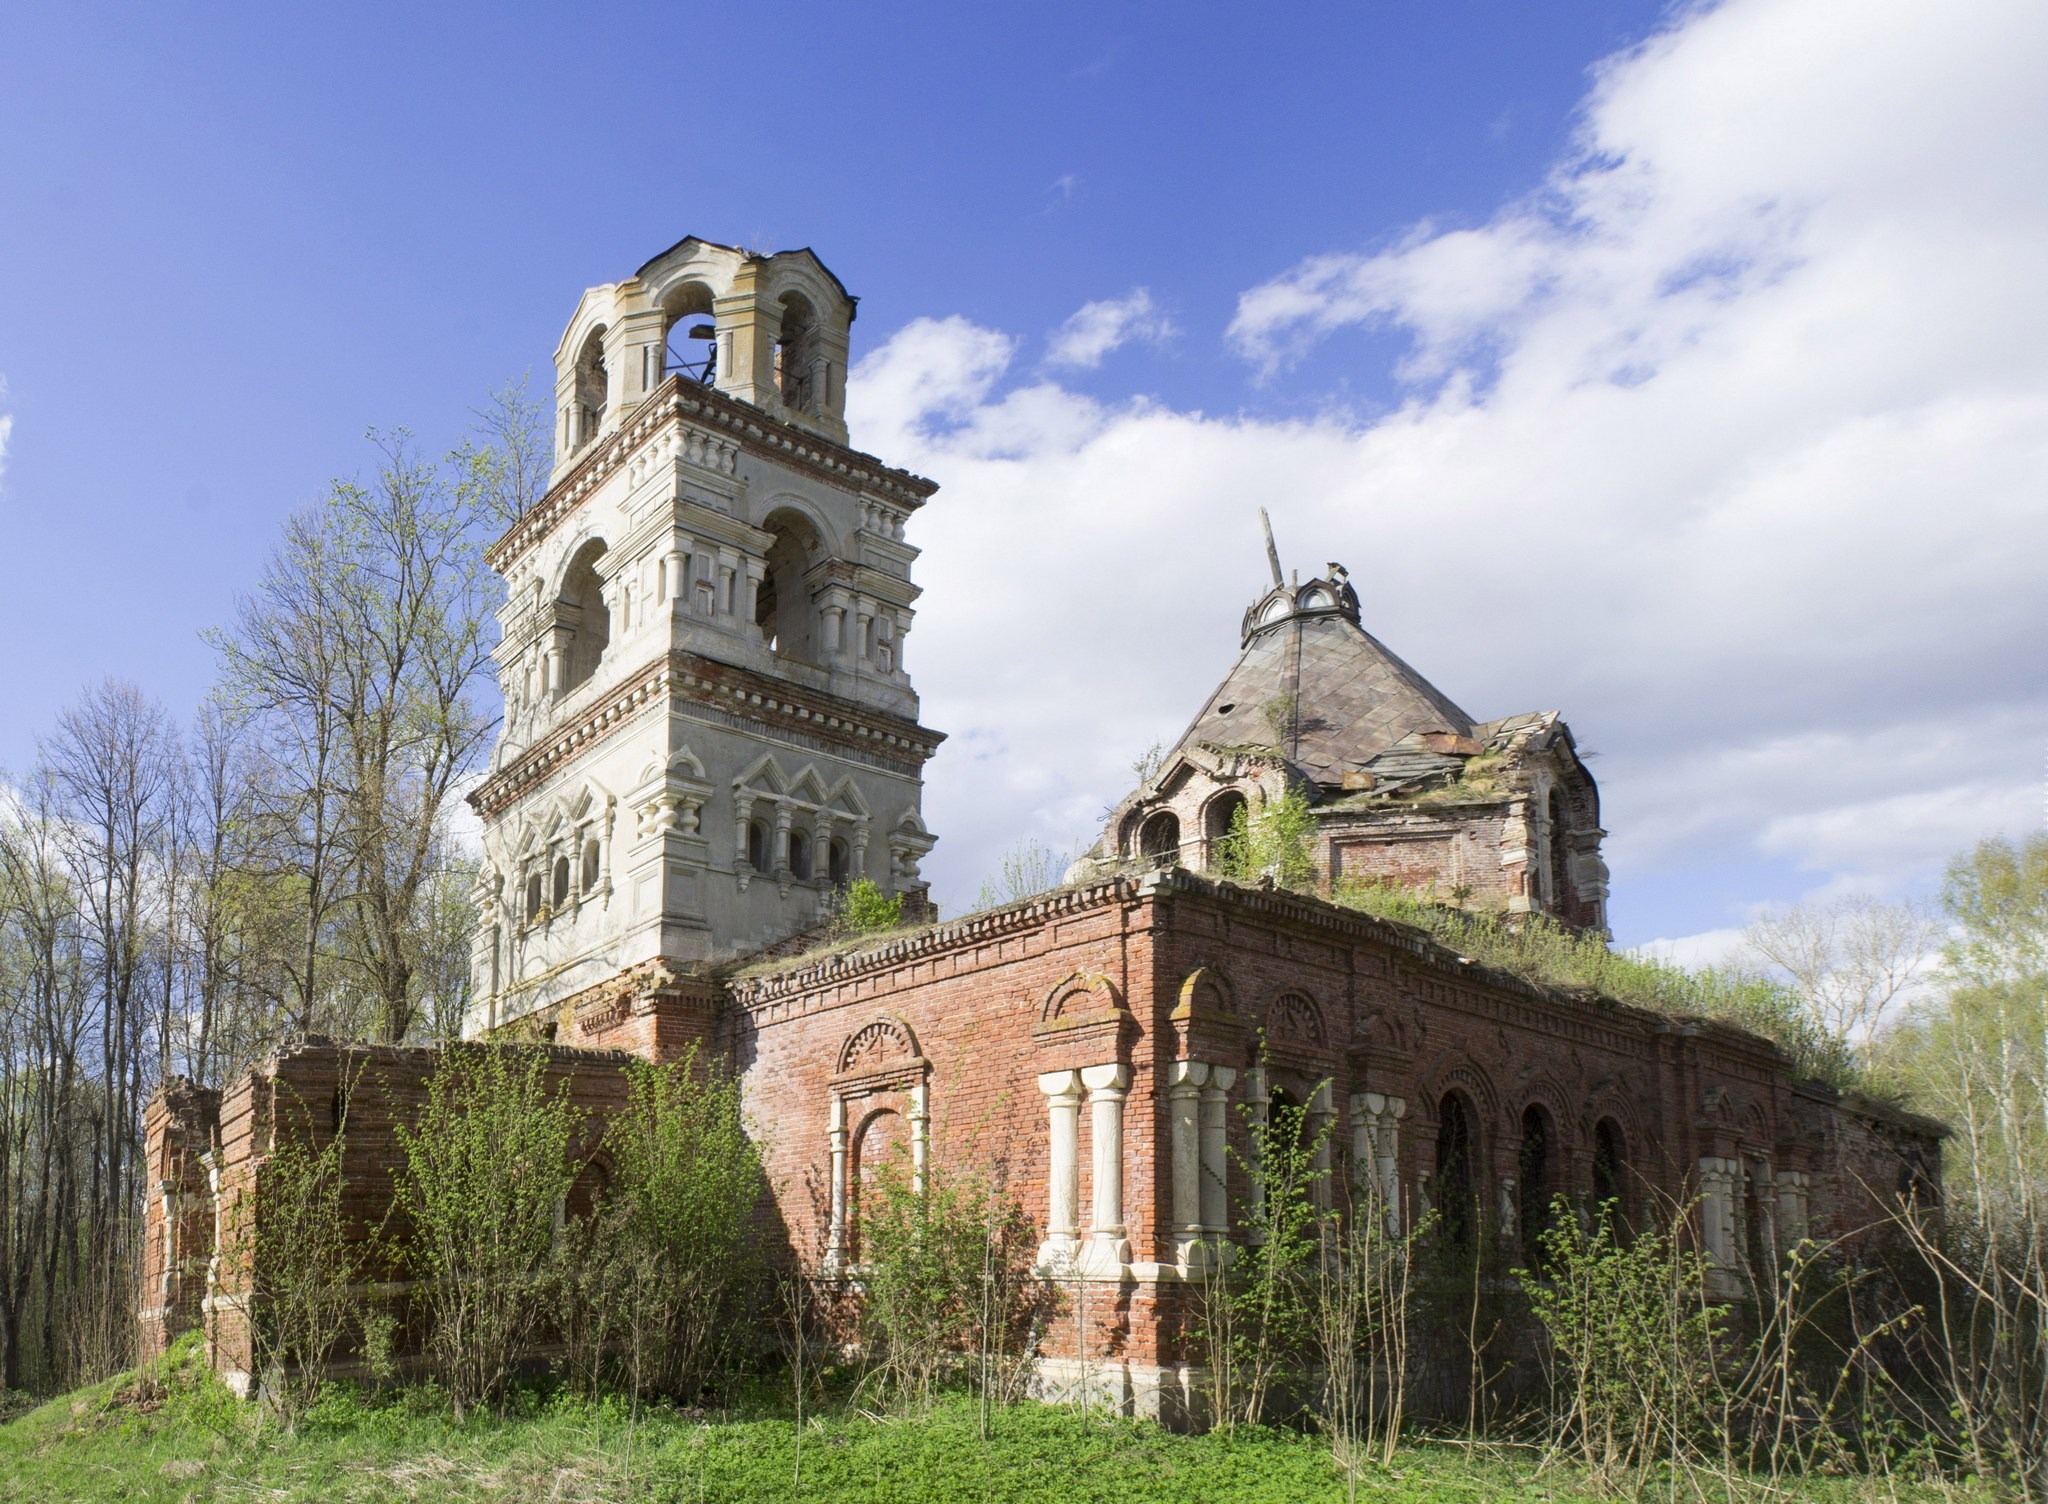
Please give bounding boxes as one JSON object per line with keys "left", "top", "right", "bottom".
{"left": 489, "top": 373, "right": 937, "bottom": 573}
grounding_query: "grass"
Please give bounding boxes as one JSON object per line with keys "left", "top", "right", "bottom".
{"left": 0, "top": 1339, "right": 1979, "bottom": 1503}
{"left": 1330, "top": 882, "right": 1858, "bottom": 1088}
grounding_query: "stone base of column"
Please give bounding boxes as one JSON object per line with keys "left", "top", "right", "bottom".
{"left": 1079, "top": 1233, "right": 1129, "bottom": 1277}
{"left": 1034, "top": 1234, "right": 1078, "bottom": 1273}
{"left": 1031, "top": 1357, "right": 1210, "bottom": 1430}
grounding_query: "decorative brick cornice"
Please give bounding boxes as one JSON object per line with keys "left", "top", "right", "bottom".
{"left": 727, "top": 865, "right": 1807, "bottom": 1079}
{"left": 469, "top": 649, "right": 946, "bottom": 821}
{"left": 487, "top": 375, "right": 940, "bottom": 571}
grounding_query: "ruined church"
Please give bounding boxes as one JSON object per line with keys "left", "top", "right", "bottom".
{"left": 143, "top": 238, "right": 1941, "bottom": 1415}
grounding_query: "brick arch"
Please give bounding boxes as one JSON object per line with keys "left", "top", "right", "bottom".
{"left": 1513, "top": 1077, "right": 1578, "bottom": 1158}
{"left": 1041, "top": 972, "right": 1123, "bottom": 1023}
{"left": 1738, "top": 1099, "right": 1773, "bottom": 1155}
{"left": 1419, "top": 1057, "right": 1504, "bottom": 1141}
{"left": 1580, "top": 1077, "right": 1648, "bottom": 1155}
{"left": 1176, "top": 965, "right": 1239, "bottom": 1017}
{"left": 837, "top": 1015, "right": 921, "bottom": 1075}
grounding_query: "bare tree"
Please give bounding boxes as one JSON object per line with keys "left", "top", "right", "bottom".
{"left": 1740, "top": 894, "right": 1944, "bottom": 1047}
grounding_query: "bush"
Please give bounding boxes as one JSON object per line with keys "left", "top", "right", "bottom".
{"left": 853, "top": 1153, "right": 1048, "bottom": 1415}
{"left": 1216, "top": 789, "right": 1319, "bottom": 889}
{"left": 395, "top": 1046, "right": 581, "bottom": 1420}
{"left": 1517, "top": 1195, "right": 1723, "bottom": 1491}
{"left": 838, "top": 877, "right": 905, "bottom": 935}
{"left": 559, "top": 1050, "right": 767, "bottom": 1401}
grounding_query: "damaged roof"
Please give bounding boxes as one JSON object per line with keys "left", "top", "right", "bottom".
{"left": 1169, "top": 578, "right": 1480, "bottom": 790}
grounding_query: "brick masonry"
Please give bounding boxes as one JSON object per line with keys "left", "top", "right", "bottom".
{"left": 144, "top": 868, "right": 1947, "bottom": 1413}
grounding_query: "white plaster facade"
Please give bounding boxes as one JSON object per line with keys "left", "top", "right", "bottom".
{"left": 464, "top": 238, "right": 941, "bottom": 1036}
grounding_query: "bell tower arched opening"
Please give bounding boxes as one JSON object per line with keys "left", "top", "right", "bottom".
{"left": 572, "top": 327, "right": 608, "bottom": 451}
{"left": 662, "top": 281, "right": 718, "bottom": 386}
{"left": 776, "top": 292, "right": 821, "bottom": 416}
{"left": 756, "top": 510, "right": 821, "bottom": 663}
{"left": 558, "top": 540, "right": 610, "bottom": 694}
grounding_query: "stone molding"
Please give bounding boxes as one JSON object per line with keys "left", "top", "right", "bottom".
{"left": 472, "top": 648, "right": 944, "bottom": 820}
{"left": 489, "top": 374, "right": 938, "bottom": 572}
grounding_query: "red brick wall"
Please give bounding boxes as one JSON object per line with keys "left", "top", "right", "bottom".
{"left": 144, "top": 870, "right": 1945, "bottom": 1391}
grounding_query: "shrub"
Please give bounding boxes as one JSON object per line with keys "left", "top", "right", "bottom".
{"left": 838, "top": 877, "right": 905, "bottom": 935}
{"left": 852, "top": 1152, "right": 1047, "bottom": 1415}
{"left": 1517, "top": 1194, "right": 1723, "bottom": 1490}
{"left": 238, "top": 1080, "right": 365, "bottom": 1427}
{"left": 1216, "top": 789, "right": 1318, "bottom": 890}
{"left": 560, "top": 1051, "right": 767, "bottom": 1401}
{"left": 395, "top": 1046, "right": 581, "bottom": 1420}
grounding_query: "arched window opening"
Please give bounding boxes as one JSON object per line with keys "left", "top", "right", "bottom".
{"left": 829, "top": 837, "right": 850, "bottom": 886}
{"left": 1547, "top": 789, "right": 1573, "bottom": 910}
{"left": 746, "top": 818, "right": 769, "bottom": 875}
{"left": 662, "top": 284, "right": 717, "bottom": 386}
{"left": 559, "top": 540, "right": 611, "bottom": 693}
{"left": 565, "top": 1160, "right": 610, "bottom": 1223}
{"left": 789, "top": 829, "right": 813, "bottom": 881}
{"left": 1139, "top": 811, "right": 1181, "bottom": 868}
{"left": 581, "top": 839, "right": 600, "bottom": 892}
{"left": 776, "top": 293, "right": 820, "bottom": 413}
{"left": 573, "top": 327, "right": 608, "bottom": 449}
{"left": 552, "top": 856, "right": 571, "bottom": 909}
{"left": 756, "top": 512, "right": 821, "bottom": 662}
{"left": 1204, "top": 791, "right": 1248, "bottom": 872}
{"left": 525, "top": 871, "right": 543, "bottom": 921}
{"left": 1518, "top": 1105, "right": 1554, "bottom": 1267}
{"left": 1589, "top": 1114, "right": 1622, "bottom": 1245}
{"left": 851, "top": 1107, "right": 908, "bottom": 1261}
{"left": 1435, "top": 1093, "right": 1477, "bottom": 1251}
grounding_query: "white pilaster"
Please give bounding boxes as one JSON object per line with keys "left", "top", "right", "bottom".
{"left": 1081, "top": 1063, "right": 1131, "bottom": 1275}
{"left": 1037, "top": 1070, "right": 1083, "bottom": 1268}
{"left": 1200, "top": 1066, "right": 1236, "bottom": 1237}
{"left": 826, "top": 1095, "right": 849, "bottom": 1269}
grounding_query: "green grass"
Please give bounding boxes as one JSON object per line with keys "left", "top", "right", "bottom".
{"left": 0, "top": 1341, "right": 1975, "bottom": 1503}
{"left": 1329, "top": 883, "right": 1858, "bottom": 1088}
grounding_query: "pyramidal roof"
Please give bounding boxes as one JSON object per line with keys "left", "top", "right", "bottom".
{"left": 1167, "top": 564, "right": 1478, "bottom": 790}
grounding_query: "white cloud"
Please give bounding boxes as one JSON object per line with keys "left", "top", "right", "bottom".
{"left": 852, "top": 0, "right": 2048, "bottom": 938}
{"left": 1635, "top": 928, "right": 1749, "bottom": 971}
{"left": 1043, "top": 289, "right": 1175, "bottom": 370}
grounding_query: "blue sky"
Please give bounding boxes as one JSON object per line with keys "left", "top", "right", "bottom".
{"left": 4, "top": 0, "right": 2045, "bottom": 951}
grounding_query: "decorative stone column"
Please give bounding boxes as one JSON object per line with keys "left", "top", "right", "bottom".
{"left": 773, "top": 806, "right": 794, "bottom": 894}
{"left": 1168, "top": 1063, "right": 1206, "bottom": 1264}
{"left": 909, "top": 1079, "right": 930, "bottom": 1196}
{"left": 1244, "top": 1067, "right": 1270, "bottom": 1243}
{"left": 1081, "top": 1063, "right": 1130, "bottom": 1276}
{"left": 1776, "top": 1169, "right": 1812, "bottom": 1246}
{"left": 1699, "top": 1156, "right": 1741, "bottom": 1290}
{"left": 1309, "top": 1081, "right": 1336, "bottom": 1205}
{"left": 1200, "top": 1066, "right": 1236, "bottom": 1238}
{"left": 1352, "top": 1092, "right": 1407, "bottom": 1233}
{"left": 825, "top": 1096, "right": 849, "bottom": 1270}
{"left": 1036, "top": 1070, "right": 1084, "bottom": 1268}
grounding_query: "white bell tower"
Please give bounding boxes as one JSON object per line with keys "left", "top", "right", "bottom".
{"left": 465, "top": 237, "right": 941, "bottom": 1038}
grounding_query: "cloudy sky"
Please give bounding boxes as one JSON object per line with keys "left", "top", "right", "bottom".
{"left": 2, "top": 0, "right": 2043, "bottom": 952}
